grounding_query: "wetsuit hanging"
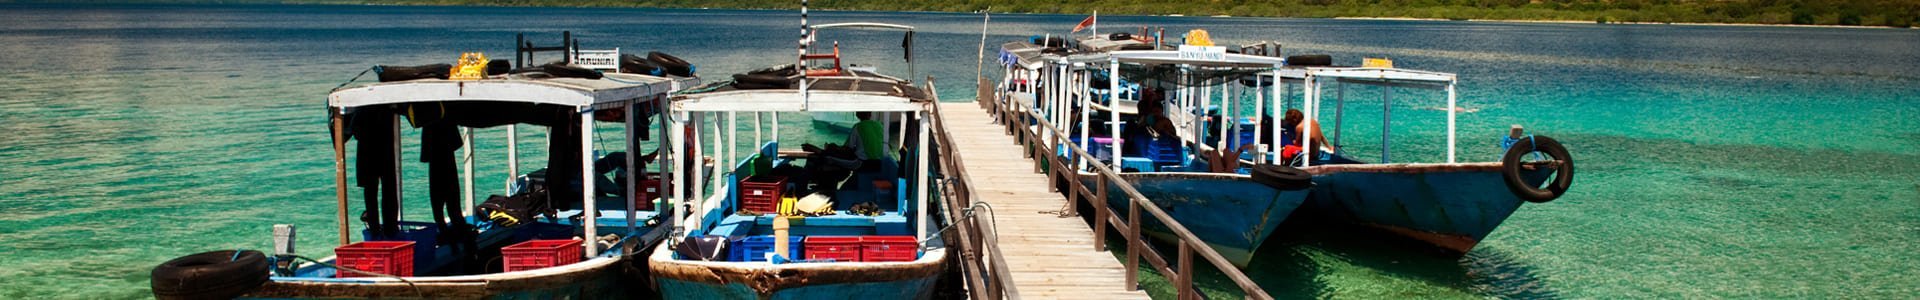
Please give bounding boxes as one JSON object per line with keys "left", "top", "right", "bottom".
{"left": 420, "top": 123, "right": 473, "bottom": 248}
{"left": 349, "top": 106, "right": 401, "bottom": 239}
{"left": 547, "top": 111, "right": 584, "bottom": 214}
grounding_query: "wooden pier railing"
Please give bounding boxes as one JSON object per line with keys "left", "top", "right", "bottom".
{"left": 930, "top": 78, "right": 1020, "bottom": 299}
{"left": 981, "top": 88, "right": 1275, "bottom": 300}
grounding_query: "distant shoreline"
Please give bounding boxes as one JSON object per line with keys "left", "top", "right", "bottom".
{"left": 29, "top": 1, "right": 1915, "bottom": 29}
{"left": 1331, "top": 17, "right": 1918, "bottom": 30}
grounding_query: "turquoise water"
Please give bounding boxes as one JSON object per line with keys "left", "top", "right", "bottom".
{"left": 1, "top": 4, "right": 1916, "bottom": 299}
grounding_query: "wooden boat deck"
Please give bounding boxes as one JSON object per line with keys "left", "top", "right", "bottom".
{"left": 938, "top": 102, "right": 1149, "bottom": 300}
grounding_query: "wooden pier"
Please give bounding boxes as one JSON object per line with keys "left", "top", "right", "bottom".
{"left": 930, "top": 81, "right": 1274, "bottom": 299}
{"left": 937, "top": 102, "right": 1150, "bottom": 300}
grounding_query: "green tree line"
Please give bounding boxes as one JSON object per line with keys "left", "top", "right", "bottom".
{"left": 303, "top": 0, "right": 1920, "bottom": 27}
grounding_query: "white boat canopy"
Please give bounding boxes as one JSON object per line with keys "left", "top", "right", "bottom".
{"left": 673, "top": 77, "right": 934, "bottom": 113}
{"left": 1076, "top": 49, "right": 1289, "bottom": 68}
{"left": 1298, "top": 66, "right": 1461, "bottom": 166}
{"left": 329, "top": 73, "right": 696, "bottom": 109}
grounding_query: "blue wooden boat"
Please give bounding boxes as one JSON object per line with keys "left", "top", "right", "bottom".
{"left": 1300, "top": 163, "right": 1557, "bottom": 252}
{"left": 1279, "top": 65, "right": 1575, "bottom": 253}
{"left": 1004, "top": 43, "right": 1311, "bottom": 268}
{"left": 1080, "top": 172, "right": 1309, "bottom": 268}
{"left": 151, "top": 38, "right": 702, "bottom": 299}
{"left": 646, "top": 21, "right": 950, "bottom": 299}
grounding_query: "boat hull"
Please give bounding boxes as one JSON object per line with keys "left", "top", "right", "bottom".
{"left": 1301, "top": 163, "right": 1553, "bottom": 253}
{"left": 648, "top": 243, "right": 947, "bottom": 299}
{"left": 241, "top": 256, "right": 628, "bottom": 299}
{"left": 1082, "top": 172, "right": 1309, "bottom": 268}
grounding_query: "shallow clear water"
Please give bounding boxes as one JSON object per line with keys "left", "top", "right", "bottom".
{"left": 0, "top": 4, "right": 1915, "bottom": 299}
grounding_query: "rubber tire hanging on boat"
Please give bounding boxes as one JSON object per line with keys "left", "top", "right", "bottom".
{"left": 1501, "top": 135, "right": 1574, "bottom": 203}
{"left": 1286, "top": 54, "right": 1334, "bottom": 66}
{"left": 647, "top": 51, "right": 695, "bottom": 77}
{"left": 620, "top": 54, "right": 665, "bottom": 76}
{"left": 1250, "top": 164, "right": 1313, "bottom": 190}
{"left": 150, "top": 250, "right": 270, "bottom": 300}
{"left": 732, "top": 73, "right": 794, "bottom": 89}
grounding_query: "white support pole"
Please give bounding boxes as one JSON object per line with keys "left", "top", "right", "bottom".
{"left": 754, "top": 112, "right": 764, "bottom": 147}
{"left": 1079, "top": 66, "right": 1091, "bottom": 171}
{"left": 1220, "top": 81, "right": 1231, "bottom": 152}
{"left": 625, "top": 103, "right": 639, "bottom": 244}
{"left": 1108, "top": 58, "right": 1121, "bottom": 171}
{"left": 669, "top": 112, "right": 685, "bottom": 239}
{"left": 1446, "top": 81, "right": 1457, "bottom": 163}
{"left": 1269, "top": 68, "right": 1282, "bottom": 163}
{"left": 461, "top": 127, "right": 473, "bottom": 216}
{"left": 915, "top": 110, "right": 931, "bottom": 246}
{"left": 691, "top": 113, "right": 706, "bottom": 230}
{"left": 1251, "top": 68, "right": 1267, "bottom": 149}
{"left": 728, "top": 111, "right": 738, "bottom": 168}
{"left": 580, "top": 110, "right": 598, "bottom": 258}
{"left": 1381, "top": 87, "right": 1393, "bottom": 164}
{"left": 506, "top": 124, "right": 517, "bottom": 194}
{"left": 772, "top": 112, "right": 781, "bottom": 147}
{"left": 1302, "top": 75, "right": 1315, "bottom": 168}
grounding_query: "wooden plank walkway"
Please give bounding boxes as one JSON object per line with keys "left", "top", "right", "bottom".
{"left": 939, "top": 102, "right": 1149, "bottom": 300}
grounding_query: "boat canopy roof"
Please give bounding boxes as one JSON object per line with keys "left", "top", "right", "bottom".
{"left": 673, "top": 75, "right": 933, "bottom": 113}
{"left": 1304, "top": 67, "right": 1455, "bottom": 82}
{"left": 329, "top": 73, "right": 697, "bottom": 110}
{"left": 811, "top": 22, "right": 914, "bottom": 31}
{"left": 1076, "top": 36, "right": 1151, "bottom": 52}
{"left": 1073, "top": 50, "right": 1289, "bottom": 68}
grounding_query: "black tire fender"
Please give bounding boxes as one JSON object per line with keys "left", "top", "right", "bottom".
{"left": 1501, "top": 135, "right": 1574, "bottom": 203}
{"left": 151, "top": 250, "right": 270, "bottom": 300}
{"left": 1250, "top": 164, "right": 1312, "bottom": 190}
{"left": 647, "top": 51, "right": 695, "bottom": 77}
{"left": 1286, "top": 54, "right": 1333, "bottom": 67}
{"left": 732, "top": 73, "right": 793, "bottom": 89}
{"left": 620, "top": 54, "right": 664, "bottom": 76}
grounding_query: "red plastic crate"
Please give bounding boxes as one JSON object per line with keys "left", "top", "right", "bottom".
{"left": 862, "top": 236, "right": 919, "bottom": 262}
{"left": 632, "top": 173, "right": 668, "bottom": 211}
{"left": 737, "top": 176, "right": 788, "bottom": 214}
{"left": 502, "top": 239, "right": 582, "bottom": 272}
{"left": 802, "top": 236, "right": 861, "bottom": 262}
{"left": 334, "top": 241, "right": 415, "bottom": 278}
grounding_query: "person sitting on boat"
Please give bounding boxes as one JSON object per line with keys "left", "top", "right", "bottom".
{"left": 847, "top": 112, "right": 895, "bottom": 163}
{"left": 1281, "top": 109, "right": 1335, "bottom": 162}
{"left": 1135, "top": 93, "right": 1179, "bottom": 138}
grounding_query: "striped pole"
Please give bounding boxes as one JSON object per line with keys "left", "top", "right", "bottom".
{"left": 798, "top": 0, "right": 810, "bottom": 99}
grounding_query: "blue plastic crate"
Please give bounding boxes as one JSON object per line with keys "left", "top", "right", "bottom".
{"left": 362, "top": 221, "right": 437, "bottom": 268}
{"left": 728, "top": 235, "right": 804, "bottom": 262}
{"left": 1119, "top": 157, "right": 1156, "bottom": 173}
{"left": 1142, "top": 137, "right": 1183, "bottom": 164}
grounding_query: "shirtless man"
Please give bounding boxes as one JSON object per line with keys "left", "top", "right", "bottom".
{"left": 1282, "top": 109, "right": 1334, "bottom": 160}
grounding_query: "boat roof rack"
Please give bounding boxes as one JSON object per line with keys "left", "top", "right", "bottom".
{"left": 329, "top": 73, "right": 698, "bottom": 109}
{"left": 516, "top": 31, "right": 574, "bottom": 68}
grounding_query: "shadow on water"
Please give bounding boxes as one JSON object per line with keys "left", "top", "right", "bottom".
{"left": 1069, "top": 194, "right": 1560, "bottom": 299}
{"left": 1249, "top": 220, "right": 1562, "bottom": 299}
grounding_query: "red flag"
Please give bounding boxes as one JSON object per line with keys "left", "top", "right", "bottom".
{"left": 1071, "top": 14, "right": 1096, "bottom": 33}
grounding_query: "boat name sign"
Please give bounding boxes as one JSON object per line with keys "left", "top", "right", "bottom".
{"left": 1178, "top": 45, "right": 1227, "bottom": 61}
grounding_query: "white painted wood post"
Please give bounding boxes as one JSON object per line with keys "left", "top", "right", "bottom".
{"left": 581, "top": 110, "right": 598, "bottom": 258}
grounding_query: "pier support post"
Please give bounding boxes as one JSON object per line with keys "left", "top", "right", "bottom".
{"left": 1126, "top": 197, "right": 1141, "bottom": 290}
{"left": 1094, "top": 176, "right": 1108, "bottom": 252}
